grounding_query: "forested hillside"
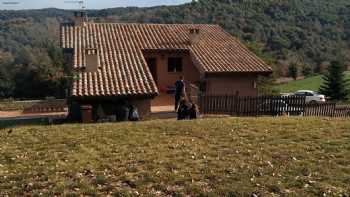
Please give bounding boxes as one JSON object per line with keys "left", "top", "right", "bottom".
{"left": 1, "top": 0, "right": 350, "bottom": 98}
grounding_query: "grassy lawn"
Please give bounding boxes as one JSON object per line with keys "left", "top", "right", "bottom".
{"left": 0, "top": 118, "right": 52, "bottom": 129}
{"left": 0, "top": 118, "right": 350, "bottom": 196}
{"left": 276, "top": 71, "right": 350, "bottom": 93}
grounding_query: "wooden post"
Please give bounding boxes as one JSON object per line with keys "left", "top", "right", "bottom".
{"left": 332, "top": 103, "right": 336, "bottom": 118}
{"left": 235, "top": 91, "right": 239, "bottom": 116}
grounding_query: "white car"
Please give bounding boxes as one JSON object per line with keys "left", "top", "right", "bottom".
{"left": 294, "top": 90, "right": 326, "bottom": 104}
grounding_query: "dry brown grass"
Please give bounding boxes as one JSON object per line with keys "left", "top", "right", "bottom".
{"left": 0, "top": 117, "right": 349, "bottom": 196}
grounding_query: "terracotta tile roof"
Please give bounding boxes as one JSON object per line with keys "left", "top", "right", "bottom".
{"left": 61, "top": 23, "right": 272, "bottom": 97}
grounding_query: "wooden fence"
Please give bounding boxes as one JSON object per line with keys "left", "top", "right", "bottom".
{"left": 23, "top": 99, "right": 68, "bottom": 114}
{"left": 304, "top": 103, "right": 335, "bottom": 117}
{"left": 199, "top": 95, "right": 350, "bottom": 118}
{"left": 304, "top": 103, "right": 350, "bottom": 117}
{"left": 333, "top": 105, "right": 350, "bottom": 117}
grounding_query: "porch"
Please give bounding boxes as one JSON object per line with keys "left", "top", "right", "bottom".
{"left": 144, "top": 49, "right": 201, "bottom": 114}
{"left": 150, "top": 83, "right": 201, "bottom": 117}
{"left": 151, "top": 93, "right": 174, "bottom": 113}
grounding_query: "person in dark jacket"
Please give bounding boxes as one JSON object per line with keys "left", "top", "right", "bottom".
{"left": 177, "top": 98, "right": 189, "bottom": 120}
{"left": 115, "top": 100, "right": 129, "bottom": 122}
{"left": 174, "top": 76, "right": 185, "bottom": 111}
{"left": 188, "top": 101, "right": 199, "bottom": 119}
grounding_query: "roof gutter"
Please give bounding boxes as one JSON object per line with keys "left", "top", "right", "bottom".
{"left": 69, "top": 92, "right": 159, "bottom": 102}
{"left": 204, "top": 70, "right": 273, "bottom": 77}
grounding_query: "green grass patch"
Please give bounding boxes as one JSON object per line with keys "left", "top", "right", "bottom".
{"left": 276, "top": 71, "right": 350, "bottom": 93}
{"left": 0, "top": 118, "right": 349, "bottom": 196}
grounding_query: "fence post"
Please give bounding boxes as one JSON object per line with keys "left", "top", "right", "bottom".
{"left": 234, "top": 92, "right": 239, "bottom": 116}
{"left": 332, "top": 103, "right": 336, "bottom": 118}
{"left": 255, "top": 96, "right": 259, "bottom": 117}
{"left": 199, "top": 93, "right": 203, "bottom": 114}
{"left": 225, "top": 94, "right": 228, "bottom": 114}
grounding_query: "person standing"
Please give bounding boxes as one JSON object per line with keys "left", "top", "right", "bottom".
{"left": 174, "top": 76, "right": 185, "bottom": 111}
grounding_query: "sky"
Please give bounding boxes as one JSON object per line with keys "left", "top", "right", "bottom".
{"left": 0, "top": 0, "right": 191, "bottom": 10}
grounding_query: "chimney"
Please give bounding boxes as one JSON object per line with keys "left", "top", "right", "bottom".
{"left": 189, "top": 28, "right": 200, "bottom": 45}
{"left": 74, "top": 11, "right": 88, "bottom": 26}
{"left": 85, "top": 48, "right": 98, "bottom": 72}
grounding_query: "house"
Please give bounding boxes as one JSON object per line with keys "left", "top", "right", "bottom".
{"left": 60, "top": 13, "right": 272, "bottom": 122}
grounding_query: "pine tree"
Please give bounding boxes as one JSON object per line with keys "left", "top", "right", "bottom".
{"left": 319, "top": 61, "right": 350, "bottom": 101}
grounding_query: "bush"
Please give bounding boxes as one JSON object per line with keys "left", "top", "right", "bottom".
{"left": 302, "top": 65, "right": 313, "bottom": 77}
{"left": 288, "top": 64, "right": 298, "bottom": 80}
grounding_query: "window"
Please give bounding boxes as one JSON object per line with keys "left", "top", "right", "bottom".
{"left": 305, "top": 92, "right": 314, "bottom": 96}
{"left": 168, "top": 57, "right": 183, "bottom": 72}
{"left": 295, "top": 92, "right": 306, "bottom": 96}
{"left": 296, "top": 91, "right": 313, "bottom": 96}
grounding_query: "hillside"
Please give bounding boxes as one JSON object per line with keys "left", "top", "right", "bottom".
{"left": 1, "top": 117, "right": 349, "bottom": 196}
{"left": 1, "top": 0, "right": 350, "bottom": 98}
{"left": 277, "top": 71, "right": 350, "bottom": 93}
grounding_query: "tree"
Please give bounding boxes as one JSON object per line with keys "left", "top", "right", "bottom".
{"left": 256, "top": 75, "right": 279, "bottom": 96}
{"left": 288, "top": 64, "right": 298, "bottom": 80}
{"left": 1, "top": 0, "right": 350, "bottom": 99}
{"left": 0, "top": 52, "right": 15, "bottom": 98}
{"left": 319, "top": 61, "right": 350, "bottom": 101}
{"left": 302, "top": 64, "right": 313, "bottom": 77}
